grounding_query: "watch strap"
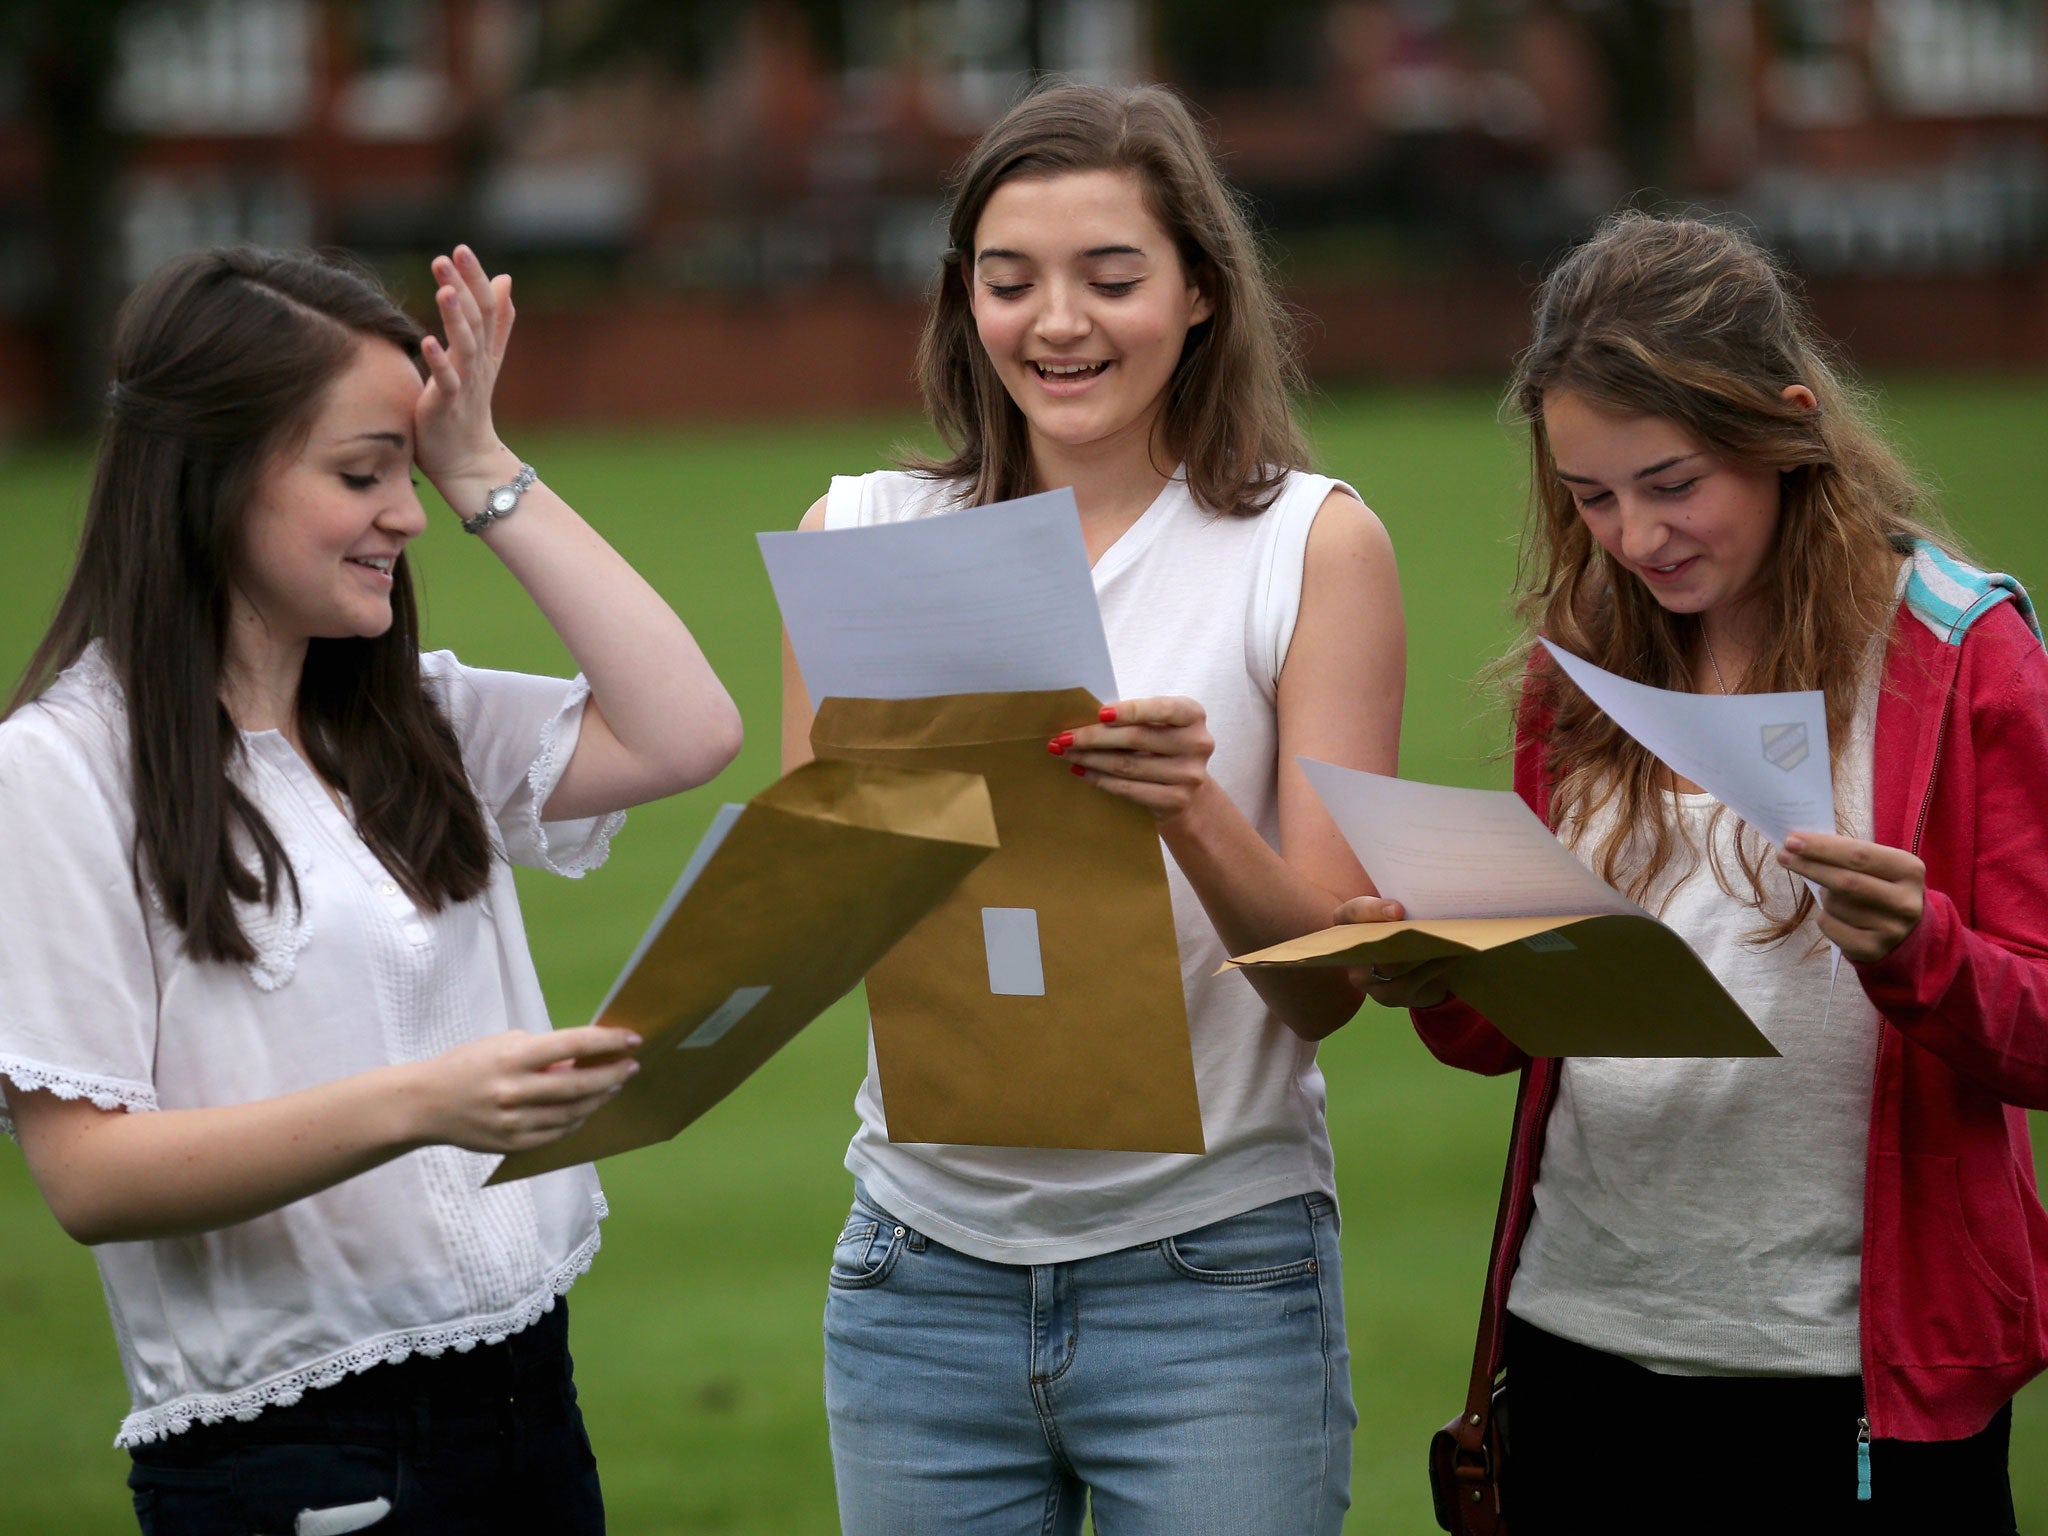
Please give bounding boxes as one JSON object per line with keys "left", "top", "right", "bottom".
{"left": 461, "top": 462, "right": 537, "bottom": 535}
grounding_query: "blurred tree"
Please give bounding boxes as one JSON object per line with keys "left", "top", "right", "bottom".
{"left": 0, "top": 0, "right": 146, "bottom": 432}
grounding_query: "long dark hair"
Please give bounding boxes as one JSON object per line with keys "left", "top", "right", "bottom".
{"left": 912, "top": 80, "right": 1311, "bottom": 515}
{"left": 1507, "top": 211, "right": 1944, "bottom": 944}
{"left": 8, "top": 246, "right": 493, "bottom": 965}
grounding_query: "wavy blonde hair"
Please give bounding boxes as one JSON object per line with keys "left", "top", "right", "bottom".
{"left": 910, "top": 80, "right": 1310, "bottom": 514}
{"left": 1508, "top": 211, "right": 1948, "bottom": 943}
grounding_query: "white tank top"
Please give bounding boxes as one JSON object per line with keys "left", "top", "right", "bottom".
{"left": 823, "top": 467, "right": 1356, "bottom": 1264}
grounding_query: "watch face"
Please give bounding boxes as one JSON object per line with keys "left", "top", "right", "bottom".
{"left": 490, "top": 488, "right": 518, "bottom": 513}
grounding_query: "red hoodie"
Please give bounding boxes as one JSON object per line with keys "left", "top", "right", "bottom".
{"left": 1413, "top": 595, "right": 2048, "bottom": 1441}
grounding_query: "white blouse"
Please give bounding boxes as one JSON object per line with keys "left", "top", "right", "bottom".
{"left": 0, "top": 646, "right": 623, "bottom": 1446}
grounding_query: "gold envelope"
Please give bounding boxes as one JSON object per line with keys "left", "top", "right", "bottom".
{"left": 811, "top": 689, "right": 1205, "bottom": 1153}
{"left": 1228, "top": 914, "right": 1778, "bottom": 1058}
{"left": 488, "top": 758, "right": 1000, "bottom": 1185}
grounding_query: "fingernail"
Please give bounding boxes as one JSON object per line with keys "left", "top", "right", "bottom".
{"left": 1070, "top": 764, "right": 1087, "bottom": 777}
{"left": 624, "top": 1034, "right": 643, "bottom": 1049}
{"left": 1783, "top": 835, "right": 1804, "bottom": 853}
{"left": 1099, "top": 706, "right": 1118, "bottom": 723}
{"left": 1047, "top": 740, "right": 1065, "bottom": 756}
{"left": 1056, "top": 731, "right": 1074, "bottom": 748}
{"left": 626, "top": 1061, "right": 641, "bottom": 1076}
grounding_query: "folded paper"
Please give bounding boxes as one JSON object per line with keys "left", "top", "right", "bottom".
{"left": 1229, "top": 914, "right": 1775, "bottom": 1058}
{"left": 1225, "top": 761, "right": 1777, "bottom": 1059}
{"left": 487, "top": 758, "right": 1000, "bottom": 1184}
{"left": 811, "top": 688, "right": 1205, "bottom": 1153}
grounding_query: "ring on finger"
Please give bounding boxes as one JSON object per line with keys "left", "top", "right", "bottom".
{"left": 1368, "top": 965, "right": 1392, "bottom": 983}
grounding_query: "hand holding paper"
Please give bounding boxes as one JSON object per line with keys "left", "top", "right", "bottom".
{"left": 1775, "top": 829, "right": 1929, "bottom": 963}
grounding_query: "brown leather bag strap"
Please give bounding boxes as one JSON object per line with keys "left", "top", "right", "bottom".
{"left": 1452, "top": 1065, "right": 1538, "bottom": 1456}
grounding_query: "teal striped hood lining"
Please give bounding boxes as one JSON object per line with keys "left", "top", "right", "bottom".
{"left": 1903, "top": 538, "right": 2042, "bottom": 648}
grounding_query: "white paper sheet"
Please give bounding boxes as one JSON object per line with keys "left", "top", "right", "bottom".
{"left": 1297, "top": 758, "right": 1647, "bottom": 921}
{"left": 1539, "top": 640, "right": 1834, "bottom": 847}
{"left": 759, "top": 488, "right": 1118, "bottom": 705}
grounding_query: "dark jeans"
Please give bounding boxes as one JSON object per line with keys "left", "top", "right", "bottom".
{"left": 126, "top": 1299, "right": 604, "bottom": 1536}
{"left": 1501, "top": 1312, "right": 2017, "bottom": 1535}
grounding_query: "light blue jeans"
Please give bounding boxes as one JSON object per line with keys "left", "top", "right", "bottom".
{"left": 823, "top": 1186, "right": 1355, "bottom": 1536}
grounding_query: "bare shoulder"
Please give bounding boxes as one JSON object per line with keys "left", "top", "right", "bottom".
{"left": 799, "top": 493, "right": 830, "bottom": 532}
{"left": 1304, "top": 486, "right": 1396, "bottom": 581}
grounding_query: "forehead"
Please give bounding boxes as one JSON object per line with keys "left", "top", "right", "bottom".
{"left": 308, "top": 337, "right": 420, "bottom": 442}
{"left": 974, "top": 168, "right": 1170, "bottom": 255}
{"left": 1541, "top": 390, "right": 1701, "bottom": 471}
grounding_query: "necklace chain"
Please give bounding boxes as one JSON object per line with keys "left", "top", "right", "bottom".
{"left": 1702, "top": 629, "right": 1732, "bottom": 695}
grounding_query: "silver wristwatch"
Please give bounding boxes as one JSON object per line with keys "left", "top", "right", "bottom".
{"left": 461, "top": 463, "right": 537, "bottom": 535}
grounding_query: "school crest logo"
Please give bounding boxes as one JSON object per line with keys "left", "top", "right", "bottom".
{"left": 1761, "top": 723, "right": 1810, "bottom": 772}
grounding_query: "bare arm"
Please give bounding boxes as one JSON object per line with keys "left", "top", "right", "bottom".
{"left": 1062, "top": 492, "right": 1406, "bottom": 1039}
{"left": 778, "top": 495, "right": 832, "bottom": 774}
{"left": 415, "top": 245, "right": 743, "bottom": 822}
{"left": 10, "top": 1025, "right": 640, "bottom": 1246}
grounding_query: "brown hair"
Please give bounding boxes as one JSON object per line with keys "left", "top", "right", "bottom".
{"left": 1507, "top": 211, "right": 1946, "bottom": 943}
{"left": 8, "top": 247, "right": 493, "bottom": 966}
{"left": 911, "top": 79, "right": 1310, "bottom": 514}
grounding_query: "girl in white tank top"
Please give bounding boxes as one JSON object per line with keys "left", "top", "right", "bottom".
{"left": 779, "top": 83, "right": 1405, "bottom": 1536}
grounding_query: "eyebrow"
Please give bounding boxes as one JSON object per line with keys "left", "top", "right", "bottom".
{"left": 1555, "top": 452, "right": 1704, "bottom": 485}
{"left": 333, "top": 431, "right": 408, "bottom": 448}
{"left": 975, "top": 244, "right": 1148, "bottom": 263}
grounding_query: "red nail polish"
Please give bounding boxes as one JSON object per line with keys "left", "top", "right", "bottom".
{"left": 1047, "top": 740, "right": 1065, "bottom": 756}
{"left": 1070, "top": 764, "right": 1087, "bottom": 777}
{"left": 1056, "top": 731, "right": 1074, "bottom": 748}
{"left": 1099, "top": 706, "right": 1118, "bottom": 723}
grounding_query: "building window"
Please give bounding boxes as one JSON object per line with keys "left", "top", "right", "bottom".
{"left": 337, "top": 0, "right": 452, "bottom": 140}
{"left": 112, "top": 0, "right": 315, "bottom": 135}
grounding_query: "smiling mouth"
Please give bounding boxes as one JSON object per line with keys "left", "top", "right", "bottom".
{"left": 1030, "top": 361, "right": 1111, "bottom": 381}
{"left": 347, "top": 556, "right": 395, "bottom": 576}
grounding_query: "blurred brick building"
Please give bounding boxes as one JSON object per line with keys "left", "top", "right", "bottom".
{"left": 0, "top": 0, "right": 2043, "bottom": 431}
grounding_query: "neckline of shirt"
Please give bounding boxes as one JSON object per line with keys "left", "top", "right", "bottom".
{"left": 1084, "top": 465, "right": 1187, "bottom": 587}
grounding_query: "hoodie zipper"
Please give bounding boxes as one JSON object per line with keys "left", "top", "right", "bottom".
{"left": 1907, "top": 679, "right": 1956, "bottom": 858}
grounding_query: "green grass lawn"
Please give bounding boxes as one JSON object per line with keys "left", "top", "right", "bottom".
{"left": 2, "top": 382, "right": 2045, "bottom": 1533}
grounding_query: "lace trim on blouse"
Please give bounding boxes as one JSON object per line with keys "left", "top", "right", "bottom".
{"left": 114, "top": 1189, "right": 611, "bottom": 1448}
{"left": 238, "top": 841, "right": 317, "bottom": 993}
{"left": 0, "top": 1054, "right": 158, "bottom": 1138}
{"left": 527, "top": 675, "right": 625, "bottom": 877}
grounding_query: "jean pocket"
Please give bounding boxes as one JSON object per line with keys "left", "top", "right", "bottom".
{"left": 829, "top": 1206, "right": 907, "bottom": 1290}
{"left": 232, "top": 1443, "right": 399, "bottom": 1534}
{"left": 1159, "top": 1197, "right": 1322, "bottom": 1286}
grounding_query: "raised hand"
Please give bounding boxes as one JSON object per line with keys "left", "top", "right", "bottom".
{"left": 403, "top": 1025, "right": 643, "bottom": 1155}
{"left": 1050, "top": 696, "right": 1216, "bottom": 821}
{"left": 1776, "top": 830, "right": 1926, "bottom": 963}
{"left": 414, "top": 243, "right": 516, "bottom": 491}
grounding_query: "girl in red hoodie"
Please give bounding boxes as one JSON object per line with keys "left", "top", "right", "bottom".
{"left": 1348, "top": 212, "right": 2048, "bottom": 1533}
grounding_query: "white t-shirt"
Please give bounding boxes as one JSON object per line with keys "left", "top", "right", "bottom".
{"left": 824, "top": 467, "right": 1359, "bottom": 1264}
{"left": 1506, "top": 665, "right": 1884, "bottom": 1376}
{"left": 0, "top": 646, "right": 620, "bottom": 1445}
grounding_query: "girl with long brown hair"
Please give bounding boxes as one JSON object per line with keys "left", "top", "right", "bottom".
{"left": 1351, "top": 211, "right": 2048, "bottom": 1532}
{"left": 779, "top": 81, "right": 1405, "bottom": 1534}
{"left": 0, "top": 243, "right": 741, "bottom": 1533}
